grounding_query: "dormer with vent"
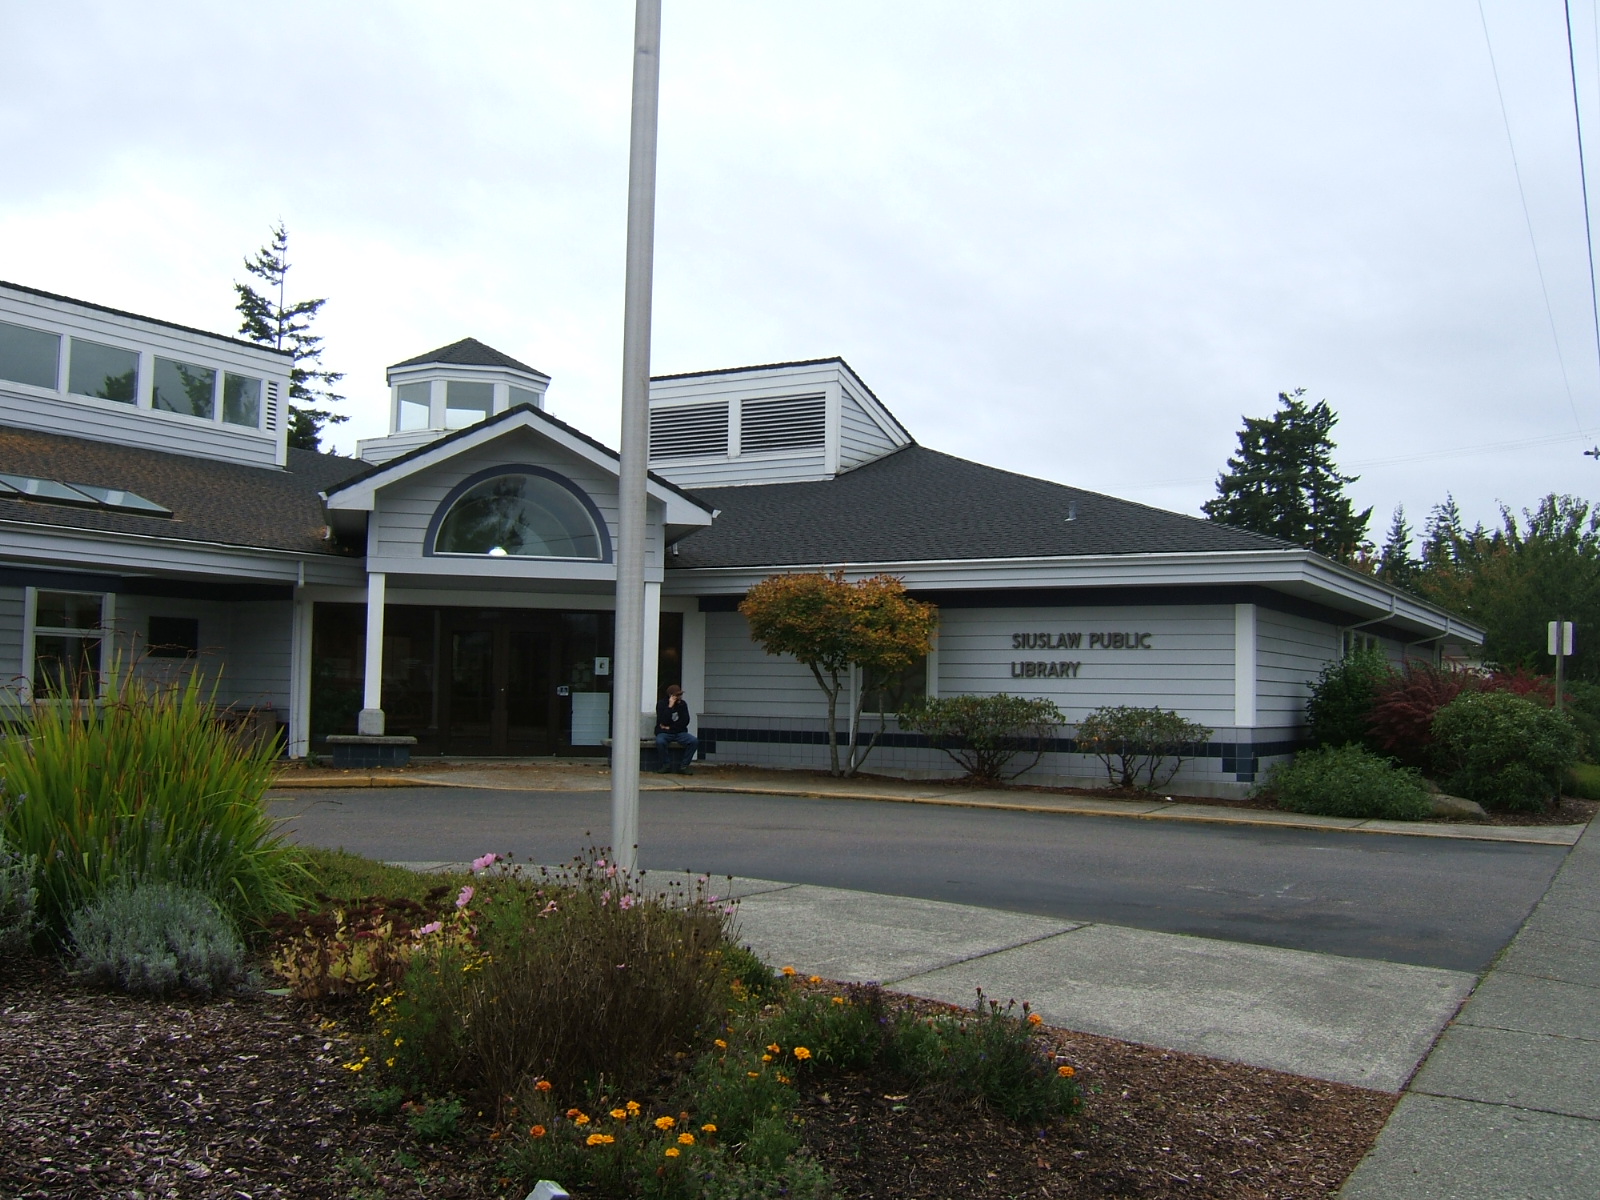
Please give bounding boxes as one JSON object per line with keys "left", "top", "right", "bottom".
{"left": 357, "top": 338, "right": 551, "bottom": 465}
{"left": 647, "top": 358, "right": 912, "bottom": 488}
{"left": 0, "top": 281, "right": 293, "bottom": 468}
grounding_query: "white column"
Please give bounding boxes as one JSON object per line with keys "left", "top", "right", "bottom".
{"left": 1233, "top": 602, "right": 1257, "bottom": 730}
{"left": 641, "top": 580, "right": 662, "bottom": 714}
{"left": 682, "top": 607, "right": 706, "bottom": 733}
{"left": 359, "top": 572, "right": 386, "bottom": 735}
{"left": 288, "top": 592, "right": 314, "bottom": 757}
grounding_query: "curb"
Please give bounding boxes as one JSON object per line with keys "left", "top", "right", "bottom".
{"left": 268, "top": 773, "right": 1587, "bottom": 847}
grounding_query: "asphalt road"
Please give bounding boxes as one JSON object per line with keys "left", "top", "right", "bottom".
{"left": 266, "top": 786, "right": 1568, "bottom": 973}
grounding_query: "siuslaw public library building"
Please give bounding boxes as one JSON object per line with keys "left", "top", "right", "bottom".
{"left": 0, "top": 280, "right": 1482, "bottom": 794}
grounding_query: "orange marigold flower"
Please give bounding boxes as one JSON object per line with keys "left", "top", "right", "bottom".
{"left": 566, "top": 1108, "right": 582, "bottom": 1118}
{"left": 747, "top": 1071, "right": 760, "bottom": 1079}
{"left": 776, "top": 1073, "right": 791, "bottom": 1084}
{"left": 665, "top": 1148, "right": 681, "bottom": 1159}
{"left": 761, "top": 1054, "right": 773, "bottom": 1063}
{"left": 767, "top": 1043, "right": 781, "bottom": 1053}
{"left": 536, "top": 1080, "right": 553, "bottom": 1092}
{"left": 714, "top": 1039, "right": 728, "bottom": 1049}
{"left": 831, "top": 996, "right": 845, "bottom": 1005}
{"left": 780, "top": 965, "right": 797, "bottom": 976}
{"left": 530, "top": 1124, "right": 547, "bottom": 1138}
{"left": 574, "top": 1113, "right": 591, "bottom": 1126}
{"left": 678, "top": 1132, "right": 696, "bottom": 1145}
{"left": 701, "top": 1123, "right": 717, "bottom": 1133}
{"left": 1058, "top": 1065, "right": 1076, "bottom": 1077}
{"left": 1027, "top": 1012, "right": 1044, "bottom": 1026}
{"left": 654, "top": 1116, "right": 676, "bottom": 1131}
{"left": 793, "top": 1046, "right": 812, "bottom": 1060}
{"left": 611, "top": 1108, "right": 628, "bottom": 1120}
{"left": 626, "top": 1100, "right": 642, "bottom": 1114}
{"left": 586, "top": 1133, "right": 615, "bottom": 1146}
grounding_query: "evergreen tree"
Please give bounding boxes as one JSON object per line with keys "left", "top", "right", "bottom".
{"left": 234, "top": 223, "right": 345, "bottom": 451}
{"left": 1377, "top": 505, "right": 1417, "bottom": 591}
{"left": 1201, "top": 389, "right": 1373, "bottom": 563}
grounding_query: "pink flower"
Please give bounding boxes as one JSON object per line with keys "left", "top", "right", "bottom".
{"left": 471, "top": 853, "right": 499, "bottom": 873}
{"left": 596, "top": 859, "right": 606, "bottom": 869}
{"left": 707, "top": 895, "right": 720, "bottom": 903}
{"left": 537, "top": 900, "right": 559, "bottom": 918}
{"left": 619, "top": 894, "right": 636, "bottom": 910}
{"left": 600, "top": 890, "right": 611, "bottom": 906}
{"left": 414, "top": 921, "right": 443, "bottom": 937}
{"left": 606, "top": 865, "right": 617, "bottom": 878}
{"left": 456, "top": 885, "right": 475, "bottom": 909}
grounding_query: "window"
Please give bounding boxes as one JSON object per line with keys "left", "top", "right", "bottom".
{"left": 859, "top": 655, "right": 929, "bottom": 715}
{"left": 67, "top": 338, "right": 138, "bottom": 403}
{"left": 509, "top": 386, "right": 541, "bottom": 409}
{"left": 397, "top": 381, "right": 431, "bottom": 430}
{"left": 222, "top": 372, "right": 262, "bottom": 427}
{"left": 445, "top": 380, "right": 494, "bottom": 429}
{"left": 0, "top": 320, "right": 60, "bottom": 389}
{"left": 1343, "top": 631, "right": 1381, "bottom": 657}
{"left": 152, "top": 356, "right": 216, "bottom": 418}
{"left": 147, "top": 616, "right": 200, "bottom": 659}
{"left": 30, "top": 589, "right": 110, "bottom": 699}
{"left": 433, "top": 471, "right": 604, "bottom": 559}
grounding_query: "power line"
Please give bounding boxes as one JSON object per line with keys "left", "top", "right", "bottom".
{"left": 1477, "top": 0, "right": 1585, "bottom": 432}
{"left": 1564, "top": 0, "right": 1600, "bottom": 422}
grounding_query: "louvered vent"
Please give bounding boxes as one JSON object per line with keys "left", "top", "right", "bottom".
{"left": 264, "top": 380, "right": 281, "bottom": 431}
{"left": 650, "top": 401, "right": 729, "bottom": 459}
{"left": 740, "top": 394, "right": 826, "bottom": 454}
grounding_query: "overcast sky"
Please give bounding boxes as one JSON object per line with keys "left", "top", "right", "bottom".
{"left": 5, "top": 1, "right": 1600, "bottom": 545}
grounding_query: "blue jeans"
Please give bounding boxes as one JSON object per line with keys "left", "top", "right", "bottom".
{"left": 655, "top": 730, "right": 698, "bottom": 770}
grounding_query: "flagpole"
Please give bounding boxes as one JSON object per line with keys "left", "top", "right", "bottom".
{"left": 611, "top": 0, "right": 663, "bottom": 873}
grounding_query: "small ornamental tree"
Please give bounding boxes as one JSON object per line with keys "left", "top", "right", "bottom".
{"left": 739, "top": 572, "right": 938, "bottom": 777}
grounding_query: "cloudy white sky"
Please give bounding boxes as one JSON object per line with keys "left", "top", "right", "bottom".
{"left": 4, "top": 1, "right": 1600, "bottom": 545}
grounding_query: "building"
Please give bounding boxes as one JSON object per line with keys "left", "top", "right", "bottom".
{"left": 0, "top": 281, "right": 1481, "bottom": 792}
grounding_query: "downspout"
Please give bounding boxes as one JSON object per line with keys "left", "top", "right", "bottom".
{"left": 1337, "top": 595, "right": 1398, "bottom": 657}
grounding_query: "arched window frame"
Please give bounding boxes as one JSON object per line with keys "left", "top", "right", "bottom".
{"left": 424, "top": 464, "right": 613, "bottom": 562}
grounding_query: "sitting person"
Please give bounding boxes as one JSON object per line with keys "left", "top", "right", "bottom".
{"left": 654, "top": 683, "right": 698, "bottom": 773}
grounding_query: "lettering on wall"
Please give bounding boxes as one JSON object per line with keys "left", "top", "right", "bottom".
{"left": 1007, "top": 630, "right": 1154, "bottom": 682}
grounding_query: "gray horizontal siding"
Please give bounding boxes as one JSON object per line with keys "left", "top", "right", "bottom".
{"left": 702, "top": 611, "right": 829, "bottom": 719}
{"left": 1255, "top": 608, "right": 1336, "bottom": 726}
{"left": 838, "top": 388, "right": 897, "bottom": 471}
{"left": 0, "top": 387, "right": 281, "bottom": 468}
{"left": 650, "top": 449, "right": 831, "bottom": 489}
{"left": 0, "top": 586, "right": 23, "bottom": 696}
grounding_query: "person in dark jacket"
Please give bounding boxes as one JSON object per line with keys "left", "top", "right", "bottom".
{"left": 654, "top": 683, "right": 698, "bottom": 773}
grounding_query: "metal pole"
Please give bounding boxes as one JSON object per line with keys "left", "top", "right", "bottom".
{"left": 611, "top": 0, "right": 662, "bottom": 873}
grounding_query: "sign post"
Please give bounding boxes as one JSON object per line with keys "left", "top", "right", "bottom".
{"left": 1549, "top": 620, "right": 1575, "bottom": 712}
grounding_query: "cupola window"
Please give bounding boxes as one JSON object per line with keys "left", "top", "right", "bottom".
{"left": 432, "top": 469, "right": 606, "bottom": 560}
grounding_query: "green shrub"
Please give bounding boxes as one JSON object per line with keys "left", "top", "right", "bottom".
{"left": 0, "top": 673, "right": 303, "bottom": 937}
{"left": 900, "top": 693, "right": 1063, "bottom": 783}
{"left": 1267, "top": 745, "right": 1432, "bottom": 820}
{"left": 297, "top": 846, "right": 472, "bottom": 907}
{"left": 1566, "top": 762, "right": 1600, "bottom": 801}
{"left": 1432, "top": 691, "right": 1581, "bottom": 811}
{"left": 403, "top": 1095, "right": 464, "bottom": 1142}
{"left": 0, "top": 833, "right": 39, "bottom": 956}
{"left": 380, "top": 851, "right": 734, "bottom": 1100}
{"left": 1307, "top": 647, "right": 1393, "bottom": 750}
{"left": 68, "top": 880, "right": 250, "bottom": 997}
{"left": 1075, "top": 705, "right": 1214, "bottom": 791}
{"left": 1562, "top": 681, "right": 1600, "bottom": 761}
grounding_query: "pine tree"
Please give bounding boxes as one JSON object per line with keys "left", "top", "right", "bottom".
{"left": 1201, "top": 388, "right": 1373, "bottom": 563}
{"left": 235, "top": 223, "right": 346, "bottom": 451}
{"left": 1377, "top": 505, "right": 1417, "bottom": 590}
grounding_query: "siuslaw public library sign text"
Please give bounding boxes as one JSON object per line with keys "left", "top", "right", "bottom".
{"left": 1009, "top": 629, "right": 1154, "bottom": 680}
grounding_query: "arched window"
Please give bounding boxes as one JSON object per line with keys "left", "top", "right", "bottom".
{"left": 431, "top": 469, "right": 606, "bottom": 560}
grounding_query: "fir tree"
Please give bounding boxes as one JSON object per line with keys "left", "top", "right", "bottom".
{"left": 1201, "top": 388, "right": 1373, "bottom": 563}
{"left": 235, "top": 223, "right": 345, "bottom": 451}
{"left": 1377, "top": 505, "right": 1417, "bottom": 590}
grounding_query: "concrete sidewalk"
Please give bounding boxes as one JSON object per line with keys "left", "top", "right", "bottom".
{"left": 396, "top": 859, "right": 1475, "bottom": 1094}
{"left": 1338, "top": 819, "right": 1600, "bottom": 1199}
{"left": 281, "top": 759, "right": 1588, "bottom": 847}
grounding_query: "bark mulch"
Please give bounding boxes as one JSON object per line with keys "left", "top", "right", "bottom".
{"left": 1, "top": 957, "right": 1397, "bottom": 1200}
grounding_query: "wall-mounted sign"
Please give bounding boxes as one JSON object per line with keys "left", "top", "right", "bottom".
{"left": 1011, "top": 660, "right": 1081, "bottom": 678}
{"left": 1012, "top": 631, "right": 1152, "bottom": 650}
{"left": 594, "top": 656, "right": 611, "bottom": 676}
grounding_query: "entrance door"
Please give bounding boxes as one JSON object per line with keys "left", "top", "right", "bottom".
{"left": 442, "top": 614, "right": 557, "bottom": 755}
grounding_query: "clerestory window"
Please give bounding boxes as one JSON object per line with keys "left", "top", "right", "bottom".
{"left": 431, "top": 470, "right": 606, "bottom": 560}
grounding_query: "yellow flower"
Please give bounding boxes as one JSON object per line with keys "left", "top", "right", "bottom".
{"left": 530, "top": 1125, "right": 547, "bottom": 1138}
{"left": 767, "top": 1043, "right": 781, "bottom": 1053}
{"left": 776, "top": 1073, "right": 791, "bottom": 1084}
{"left": 678, "top": 1132, "right": 696, "bottom": 1145}
{"left": 393, "top": 1037, "right": 404, "bottom": 1047}
{"left": 761, "top": 1054, "right": 773, "bottom": 1063}
{"left": 832, "top": 996, "right": 845, "bottom": 1005}
{"left": 747, "top": 1071, "right": 760, "bottom": 1079}
{"left": 1058, "top": 1064, "right": 1076, "bottom": 1077}
{"left": 610, "top": 1108, "right": 628, "bottom": 1120}
{"left": 807, "top": 975, "right": 822, "bottom": 984}
{"left": 701, "top": 1123, "right": 717, "bottom": 1133}
{"left": 665, "top": 1148, "right": 681, "bottom": 1158}
{"left": 385, "top": 1057, "right": 396, "bottom": 1068}
{"left": 655, "top": 1116, "right": 676, "bottom": 1131}
{"left": 781, "top": 965, "right": 797, "bottom": 976}
{"left": 586, "top": 1133, "right": 615, "bottom": 1146}
{"left": 574, "top": 1113, "right": 591, "bottom": 1127}
{"left": 1028, "top": 1012, "right": 1044, "bottom": 1026}
{"left": 793, "top": 1046, "right": 812, "bottom": 1060}
{"left": 714, "top": 1039, "right": 728, "bottom": 1049}
{"left": 626, "top": 1100, "right": 642, "bottom": 1114}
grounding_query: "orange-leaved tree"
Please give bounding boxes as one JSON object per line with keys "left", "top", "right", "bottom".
{"left": 739, "top": 571, "right": 938, "bottom": 777}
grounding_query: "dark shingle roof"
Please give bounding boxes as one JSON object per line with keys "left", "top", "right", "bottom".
{"left": 0, "top": 426, "right": 365, "bottom": 555}
{"left": 389, "top": 337, "right": 546, "bottom": 377}
{"left": 669, "top": 446, "right": 1294, "bottom": 568}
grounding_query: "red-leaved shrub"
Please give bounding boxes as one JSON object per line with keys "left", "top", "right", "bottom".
{"left": 1369, "top": 663, "right": 1557, "bottom": 770}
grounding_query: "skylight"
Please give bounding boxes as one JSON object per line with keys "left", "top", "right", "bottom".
{"left": 0, "top": 472, "right": 171, "bottom": 518}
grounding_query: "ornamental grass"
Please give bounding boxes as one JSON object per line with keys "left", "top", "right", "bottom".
{"left": 0, "top": 670, "right": 301, "bottom": 939}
